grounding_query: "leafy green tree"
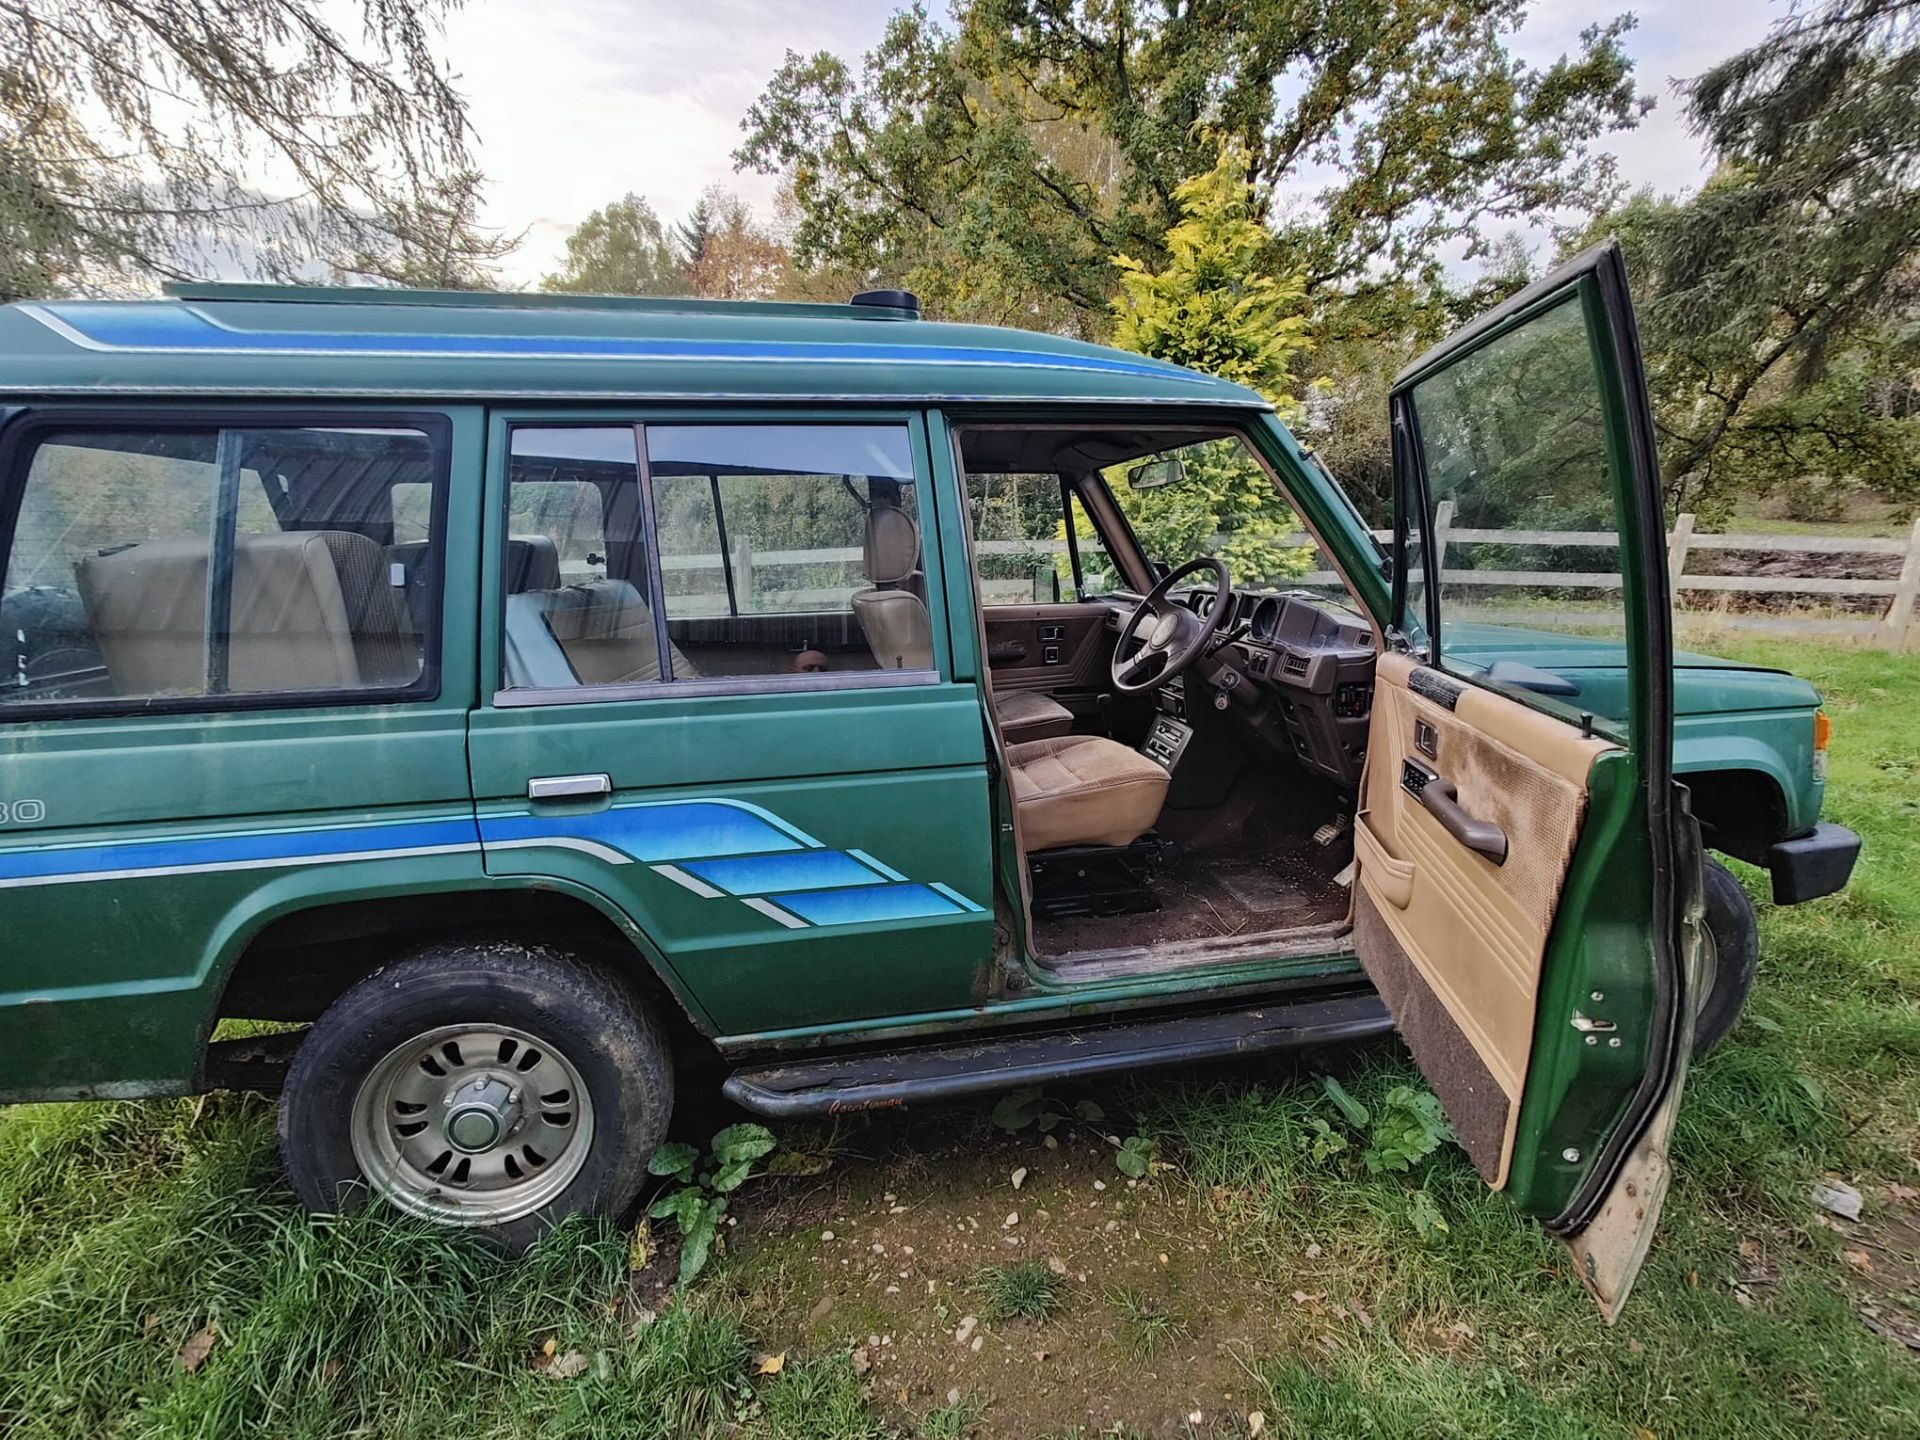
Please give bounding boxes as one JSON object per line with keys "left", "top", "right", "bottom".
{"left": 1102, "top": 144, "right": 1313, "bottom": 584}
{"left": 544, "top": 194, "right": 688, "bottom": 296}
{"left": 738, "top": 1, "right": 1647, "bottom": 328}
{"left": 1, "top": 1, "right": 475, "bottom": 298}
{"left": 676, "top": 186, "right": 787, "bottom": 300}
{"left": 335, "top": 170, "right": 520, "bottom": 290}
{"left": 1591, "top": 0, "right": 1920, "bottom": 515}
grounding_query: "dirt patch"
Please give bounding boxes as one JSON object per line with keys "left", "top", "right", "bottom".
{"left": 708, "top": 1105, "right": 1380, "bottom": 1439}
{"left": 1825, "top": 1183, "right": 1920, "bottom": 1355}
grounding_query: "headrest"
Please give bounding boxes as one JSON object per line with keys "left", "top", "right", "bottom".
{"left": 505, "top": 535, "right": 562, "bottom": 593}
{"left": 863, "top": 504, "right": 920, "bottom": 586}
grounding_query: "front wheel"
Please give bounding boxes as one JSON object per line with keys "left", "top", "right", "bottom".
{"left": 279, "top": 942, "right": 673, "bottom": 1253}
{"left": 1692, "top": 860, "right": 1761, "bottom": 1056}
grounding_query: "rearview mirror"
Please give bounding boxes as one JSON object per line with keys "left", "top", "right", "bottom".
{"left": 1126, "top": 458, "right": 1187, "bottom": 491}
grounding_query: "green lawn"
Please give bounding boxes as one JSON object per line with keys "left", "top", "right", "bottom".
{"left": 1, "top": 639, "right": 1915, "bottom": 1439}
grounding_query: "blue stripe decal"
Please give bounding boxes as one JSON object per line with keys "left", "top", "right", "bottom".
{"left": 480, "top": 800, "right": 809, "bottom": 864}
{"left": 0, "top": 817, "right": 475, "bottom": 883}
{"left": 683, "top": 849, "right": 885, "bottom": 897}
{"left": 771, "top": 883, "right": 965, "bottom": 926}
{"left": 29, "top": 303, "right": 1208, "bottom": 383}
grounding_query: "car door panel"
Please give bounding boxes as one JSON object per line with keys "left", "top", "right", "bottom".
{"left": 466, "top": 411, "right": 997, "bottom": 1041}
{"left": 1356, "top": 651, "right": 1610, "bottom": 1186}
{"left": 1345, "top": 240, "right": 1700, "bottom": 1319}
{"left": 980, "top": 602, "right": 1112, "bottom": 711}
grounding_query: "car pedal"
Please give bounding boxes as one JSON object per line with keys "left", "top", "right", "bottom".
{"left": 1313, "top": 814, "right": 1353, "bottom": 848}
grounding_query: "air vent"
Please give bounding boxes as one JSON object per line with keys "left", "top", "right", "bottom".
{"left": 850, "top": 289, "right": 921, "bottom": 315}
{"left": 1284, "top": 652, "right": 1311, "bottom": 677}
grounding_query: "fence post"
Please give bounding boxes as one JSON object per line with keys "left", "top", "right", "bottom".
{"left": 1667, "top": 512, "right": 1695, "bottom": 598}
{"left": 1430, "top": 499, "right": 1456, "bottom": 578}
{"left": 1879, "top": 514, "right": 1920, "bottom": 652}
{"left": 731, "top": 531, "right": 754, "bottom": 607}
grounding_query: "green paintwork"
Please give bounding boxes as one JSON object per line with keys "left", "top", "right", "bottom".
{"left": 0, "top": 274, "right": 1823, "bottom": 1233}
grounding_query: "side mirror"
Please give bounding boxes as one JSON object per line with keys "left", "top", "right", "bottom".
{"left": 1126, "top": 458, "right": 1188, "bottom": 491}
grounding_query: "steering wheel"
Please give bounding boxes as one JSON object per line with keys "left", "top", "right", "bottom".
{"left": 1109, "top": 556, "right": 1231, "bottom": 694}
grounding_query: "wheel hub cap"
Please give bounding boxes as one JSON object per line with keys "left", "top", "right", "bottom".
{"left": 445, "top": 1075, "right": 520, "bottom": 1152}
{"left": 349, "top": 1024, "right": 594, "bottom": 1225}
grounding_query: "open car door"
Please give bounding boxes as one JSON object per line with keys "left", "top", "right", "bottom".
{"left": 1352, "top": 241, "right": 1706, "bottom": 1321}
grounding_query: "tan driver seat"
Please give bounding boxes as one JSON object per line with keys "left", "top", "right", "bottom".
{"left": 1006, "top": 734, "right": 1170, "bottom": 852}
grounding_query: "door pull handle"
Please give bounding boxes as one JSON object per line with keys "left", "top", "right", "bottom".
{"left": 527, "top": 773, "right": 611, "bottom": 801}
{"left": 1415, "top": 776, "right": 1508, "bottom": 865}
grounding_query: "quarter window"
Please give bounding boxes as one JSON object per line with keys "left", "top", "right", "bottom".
{"left": 1, "top": 423, "right": 444, "bottom": 709}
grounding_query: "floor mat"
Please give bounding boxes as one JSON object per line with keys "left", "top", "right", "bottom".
{"left": 1032, "top": 833, "right": 1349, "bottom": 959}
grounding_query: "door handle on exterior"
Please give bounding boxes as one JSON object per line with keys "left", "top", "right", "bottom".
{"left": 527, "top": 773, "right": 611, "bottom": 801}
{"left": 1417, "top": 777, "right": 1508, "bottom": 865}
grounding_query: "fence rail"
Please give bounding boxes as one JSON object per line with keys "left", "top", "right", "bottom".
{"left": 658, "top": 511, "right": 1920, "bottom": 650}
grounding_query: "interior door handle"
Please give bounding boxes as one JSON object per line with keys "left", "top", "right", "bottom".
{"left": 1416, "top": 777, "right": 1508, "bottom": 865}
{"left": 527, "top": 773, "right": 611, "bottom": 801}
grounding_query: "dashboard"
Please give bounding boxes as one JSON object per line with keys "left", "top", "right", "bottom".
{"left": 1163, "top": 588, "right": 1377, "bottom": 785}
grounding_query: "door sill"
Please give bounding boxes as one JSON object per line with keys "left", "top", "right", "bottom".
{"left": 722, "top": 986, "right": 1391, "bottom": 1117}
{"left": 1035, "top": 919, "right": 1352, "bottom": 984}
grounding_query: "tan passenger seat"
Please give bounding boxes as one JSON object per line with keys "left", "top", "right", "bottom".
{"left": 541, "top": 581, "right": 695, "bottom": 685}
{"left": 851, "top": 502, "right": 933, "bottom": 670}
{"left": 853, "top": 500, "right": 1081, "bottom": 743}
{"left": 77, "top": 530, "right": 417, "bottom": 695}
{"left": 1005, "top": 734, "right": 1169, "bottom": 852}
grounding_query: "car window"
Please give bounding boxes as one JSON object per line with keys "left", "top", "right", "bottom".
{"left": 1, "top": 424, "right": 443, "bottom": 709}
{"left": 645, "top": 423, "right": 934, "bottom": 680}
{"left": 1401, "top": 293, "right": 1628, "bottom": 697}
{"left": 498, "top": 421, "right": 933, "bottom": 691}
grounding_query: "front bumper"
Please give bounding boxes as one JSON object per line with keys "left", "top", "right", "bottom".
{"left": 1767, "top": 823, "right": 1862, "bottom": 905}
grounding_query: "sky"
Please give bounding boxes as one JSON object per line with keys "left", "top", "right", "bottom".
{"left": 439, "top": 0, "right": 1789, "bottom": 286}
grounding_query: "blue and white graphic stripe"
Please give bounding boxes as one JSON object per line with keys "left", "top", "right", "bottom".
{"left": 480, "top": 798, "right": 981, "bottom": 930}
{"left": 0, "top": 797, "right": 980, "bottom": 931}
{"left": 0, "top": 816, "right": 478, "bottom": 890}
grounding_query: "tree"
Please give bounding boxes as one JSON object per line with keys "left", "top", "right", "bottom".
{"left": 1592, "top": 0, "right": 1920, "bottom": 515}
{"left": 544, "top": 193, "right": 688, "bottom": 296}
{"left": 737, "top": 1, "right": 1647, "bottom": 328}
{"left": 335, "top": 171, "right": 520, "bottom": 290}
{"left": 677, "top": 186, "right": 787, "bottom": 299}
{"left": 1, "top": 0, "right": 475, "bottom": 298}
{"left": 1102, "top": 144, "right": 1313, "bottom": 585}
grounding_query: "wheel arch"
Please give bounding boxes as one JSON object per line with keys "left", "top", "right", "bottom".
{"left": 1679, "top": 761, "right": 1792, "bottom": 868}
{"left": 201, "top": 876, "right": 719, "bottom": 1077}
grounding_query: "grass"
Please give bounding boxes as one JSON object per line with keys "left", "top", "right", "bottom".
{"left": 1108, "top": 1286, "right": 1188, "bottom": 1354}
{"left": 1, "top": 635, "right": 1916, "bottom": 1438}
{"left": 973, "top": 1259, "right": 1066, "bottom": 1322}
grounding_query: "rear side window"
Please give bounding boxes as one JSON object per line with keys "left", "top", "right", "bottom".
{"left": 0, "top": 422, "right": 446, "bottom": 711}
{"left": 499, "top": 421, "right": 934, "bottom": 691}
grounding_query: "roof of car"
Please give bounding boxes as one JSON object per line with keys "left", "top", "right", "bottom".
{"left": 0, "top": 283, "right": 1269, "bottom": 410}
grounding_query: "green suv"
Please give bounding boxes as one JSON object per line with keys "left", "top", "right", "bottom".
{"left": 0, "top": 244, "right": 1857, "bottom": 1316}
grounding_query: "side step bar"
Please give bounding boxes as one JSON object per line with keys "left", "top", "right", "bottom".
{"left": 722, "top": 990, "right": 1392, "bottom": 1118}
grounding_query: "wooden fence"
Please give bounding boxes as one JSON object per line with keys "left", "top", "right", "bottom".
{"left": 659, "top": 514, "right": 1920, "bottom": 650}
{"left": 1380, "top": 503, "right": 1920, "bottom": 651}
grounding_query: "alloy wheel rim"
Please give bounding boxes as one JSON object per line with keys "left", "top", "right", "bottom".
{"left": 349, "top": 1023, "right": 594, "bottom": 1225}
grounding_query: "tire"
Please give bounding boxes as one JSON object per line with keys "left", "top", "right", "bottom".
{"left": 279, "top": 941, "right": 673, "bottom": 1253}
{"left": 1693, "top": 859, "right": 1760, "bottom": 1056}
